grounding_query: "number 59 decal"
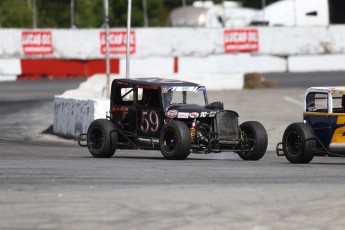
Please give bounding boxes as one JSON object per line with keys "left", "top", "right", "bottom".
{"left": 141, "top": 110, "right": 160, "bottom": 133}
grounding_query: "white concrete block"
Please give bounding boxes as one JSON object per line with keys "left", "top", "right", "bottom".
{"left": 0, "top": 59, "right": 21, "bottom": 75}
{"left": 259, "top": 27, "right": 330, "bottom": 55}
{"left": 0, "top": 75, "right": 17, "bottom": 82}
{"left": 288, "top": 54, "right": 345, "bottom": 72}
{"left": 120, "top": 57, "right": 173, "bottom": 75}
{"left": 60, "top": 74, "right": 111, "bottom": 99}
{"left": 138, "top": 73, "right": 244, "bottom": 90}
{"left": 184, "top": 73, "right": 244, "bottom": 90}
{"left": 179, "top": 54, "right": 286, "bottom": 73}
{"left": 0, "top": 30, "right": 21, "bottom": 58}
{"left": 53, "top": 96, "right": 109, "bottom": 137}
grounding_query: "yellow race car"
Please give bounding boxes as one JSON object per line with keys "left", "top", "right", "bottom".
{"left": 277, "top": 86, "right": 345, "bottom": 163}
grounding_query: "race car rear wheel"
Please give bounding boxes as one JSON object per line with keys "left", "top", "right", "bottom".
{"left": 238, "top": 121, "right": 268, "bottom": 160}
{"left": 282, "top": 122, "right": 315, "bottom": 164}
{"left": 87, "top": 119, "right": 117, "bottom": 158}
{"left": 160, "top": 121, "right": 191, "bottom": 160}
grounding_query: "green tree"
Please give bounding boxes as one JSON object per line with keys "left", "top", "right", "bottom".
{"left": 75, "top": 0, "right": 104, "bottom": 28}
{"left": 0, "top": 0, "right": 282, "bottom": 28}
{"left": 241, "top": 0, "right": 279, "bottom": 9}
{"left": 109, "top": 0, "right": 167, "bottom": 27}
{"left": 37, "top": 0, "right": 70, "bottom": 28}
{"left": 0, "top": 0, "right": 32, "bottom": 28}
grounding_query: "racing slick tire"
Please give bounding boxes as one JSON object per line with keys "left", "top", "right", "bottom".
{"left": 282, "top": 122, "right": 315, "bottom": 164}
{"left": 238, "top": 121, "right": 268, "bottom": 161}
{"left": 159, "top": 120, "right": 191, "bottom": 160}
{"left": 87, "top": 119, "right": 118, "bottom": 158}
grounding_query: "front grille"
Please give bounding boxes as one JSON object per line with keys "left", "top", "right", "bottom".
{"left": 215, "top": 111, "right": 240, "bottom": 141}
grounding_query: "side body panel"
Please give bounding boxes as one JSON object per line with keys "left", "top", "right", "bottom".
{"left": 304, "top": 112, "right": 345, "bottom": 152}
{"left": 304, "top": 112, "right": 336, "bottom": 148}
{"left": 136, "top": 107, "right": 164, "bottom": 138}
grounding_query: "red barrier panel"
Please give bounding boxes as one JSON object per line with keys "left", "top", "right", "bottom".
{"left": 19, "top": 59, "right": 119, "bottom": 79}
{"left": 86, "top": 59, "right": 120, "bottom": 76}
{"left": 174, "top": 57, "right": 179, "bottom": 73}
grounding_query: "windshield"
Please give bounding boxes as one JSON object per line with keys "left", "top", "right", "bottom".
{"left": 162, "top": 86, "right": 207, "bottom": 110}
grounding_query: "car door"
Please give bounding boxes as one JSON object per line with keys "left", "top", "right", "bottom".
{"left": 136, "top": 87, "right": 164, "bottom": 138}
{"left": 304, "top": 92, "right": 334, "bottom": 147}
{"left": 327, "top": 93, "right": 345, "bottom": 152}
{"left": 111, "top": 84, "right": 137, "bottom": 134}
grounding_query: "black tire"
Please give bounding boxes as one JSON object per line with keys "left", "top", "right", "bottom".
{"left": 282, "top": 122, "right": 315, "bottom": 164}
{"left": 87, "top": 119, "right": 117, "bottom": 158}
{"left": 238, "top": 121, "right": 268, "bottom": 160}
{"left": 159, "top": 121, "right": 191, "bottom": 160}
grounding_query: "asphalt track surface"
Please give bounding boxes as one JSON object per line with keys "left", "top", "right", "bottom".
{"left": 1, "top": 74, "right": 345, "bottom": 230}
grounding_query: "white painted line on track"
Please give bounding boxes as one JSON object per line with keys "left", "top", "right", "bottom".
{"left": 283, "top": 96, "right": 303, "bottom": 106}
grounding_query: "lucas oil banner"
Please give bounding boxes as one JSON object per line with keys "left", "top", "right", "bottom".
{"left": 224, "top": 29, "right": 259, "bottom": 53}
{"left": 100, "top": 31, "right": 136, "bottom": 55}
{"left": 22, "top": 31, "right": 53, "bottom": 55}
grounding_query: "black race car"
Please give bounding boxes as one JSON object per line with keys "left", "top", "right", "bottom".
{"left": 78, "top": 78, "right": 268, "bottom": 160}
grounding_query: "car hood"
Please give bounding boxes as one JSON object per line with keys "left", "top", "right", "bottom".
{"left": 165, "top": 104, "right": 219, "bottom": 119}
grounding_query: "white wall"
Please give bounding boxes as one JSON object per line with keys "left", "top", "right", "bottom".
{"left": 2, "top": 27, "right": 345, "bottom": 81}
{"left": 288, "top": 54, "right": 345, "bottom": 72}
{"left": 0, "top": 59, "right": 21, "bottom": 81}
{"left": 1, "top": 27, "right": 345, "bottom": 58}
{"left": 178, "top": 54, "right": 286, "bottom": 73}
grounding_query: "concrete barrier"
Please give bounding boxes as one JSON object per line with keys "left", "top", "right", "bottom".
{"left": 53, "top": 97, "right": 108, "bottom": 138}
{"left": 288, "top": 54, "right": 345, "bottom": 72}
{"left": 0, "top": 59, "right": 21, "bottom": 81}
{"left": 178, "top": 54, "right": 286, "bottom": 73}
{"left": 1, "top": 27, "right": 345, "bottom": 58}
{"left": 2, "top": 27, "right": 345, "bottom": 81}
{"left": 53, "top": 74, "right": 110, "bottom": 137}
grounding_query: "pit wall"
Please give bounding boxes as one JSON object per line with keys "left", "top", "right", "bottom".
{"left": 2, "top": 27, "right": 345, "bottom": 81}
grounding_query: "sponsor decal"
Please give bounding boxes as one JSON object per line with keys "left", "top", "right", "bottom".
{"left": 141, "top": 110, "right": 159, "bottom": 133}
{"left": 22, "top": 31, "right": 53, "bottom": 55}
{"left": 164, "top": 119, "right": 172, "bottom": 124}
{"left": 100, "top": 31, "right": 136, "bottom": 55}
{"left": 167, "top": 86, "right": 206, "bottom": 92}
{"left": 209, "top": 111, "right": 217, "bottom": 117}
{"left": 177, "top": 112, "right": 189, "bottom": 119}
{"left": 189, "top": 112, "right": 199, "bottom": 118}
{"left": 197, "top": 86, "right": 206, "bottom": 91}
{"left": 112, "top": 106, "right": 129, "bottom": 112}
{"left": 224, "top": 29, "right": 259, "bottom": 53}
{"left": 200, "top": 112, "right": 209, "bottom": 118}
{"left": 166, "top": 110, "right": 178, "bottom": 118}
{"left": 162, "top": 87, "right": 168, "bottom": 94}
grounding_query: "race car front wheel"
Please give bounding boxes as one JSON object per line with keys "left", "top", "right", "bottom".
{"left": 238, "top": 121, "right": 268, "bottom": 160}
{"left": 282, "top": 122, "right": 315, "bottom": 164}
{"left": 87, "top": 119, "right": 117, "bottom": 158}
{"left": 159, "top": 121, "right": 191, "bottom": 160}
